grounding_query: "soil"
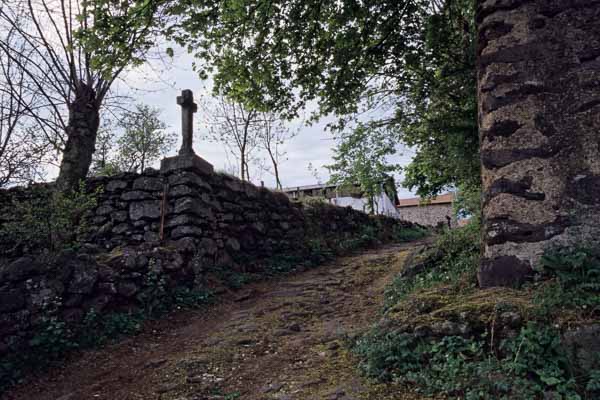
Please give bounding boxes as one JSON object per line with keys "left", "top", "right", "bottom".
{"left": 4, "top": 242, "right": 430, "bottom": 400}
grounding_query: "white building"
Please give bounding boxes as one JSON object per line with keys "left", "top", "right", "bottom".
{"left": 281, "top": 183, "right": 401, "bottom": 218}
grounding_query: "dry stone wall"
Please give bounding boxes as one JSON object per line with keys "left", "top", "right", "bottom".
{"left": 0, "top": 165, "right": 414, "bottom": 360}
{"left": 85, "top": 168, "right": 307, "bottom": 261}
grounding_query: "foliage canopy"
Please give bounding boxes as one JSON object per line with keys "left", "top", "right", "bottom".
{"left": 171, "top": 0, "right": 479, "bottom": 196}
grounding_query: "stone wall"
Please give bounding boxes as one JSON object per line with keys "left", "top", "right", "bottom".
{"left": 0, "top": 165, "right": 415, "bottom": 361}
{"left": 85, "top": 168, "right": 307, "bottom": 262}
{"left": 397, "top": 204, "right": 456, "bottom": 228}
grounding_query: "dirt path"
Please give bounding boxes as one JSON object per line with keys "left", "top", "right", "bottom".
{"left": 5, "top": 242, "right": 427, "bottom": 400}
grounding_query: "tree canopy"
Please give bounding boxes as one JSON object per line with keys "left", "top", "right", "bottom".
{"left": 172, "top": 0, "right": 478, "bottom": 197}
{"left": 327, "top": 122, "right": 398, "bottom": 213}
{"left": 0, "top": 0, "right": 170, "bottom": 189}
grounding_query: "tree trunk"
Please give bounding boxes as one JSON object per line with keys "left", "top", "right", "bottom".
{"left": 476, "top": 0, "right": 600, "bottom": 287}
{"left": 240, "top": 149, "right": 246, "bottom": 181}
{"left": 56, "top": 82, "right": 100, "bottom": 191}
{"left": 267, "top": 148, "right": 282, "bottom": 189}
{"left": 273, "top": 161, "right": 282, "bottom": 190}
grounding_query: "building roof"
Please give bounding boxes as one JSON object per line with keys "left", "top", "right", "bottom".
{"left": 281, "top": 183, "right": 341, "bottom": 192}
{"left": 397, "top": 193, "right": 454, "bottom": 208}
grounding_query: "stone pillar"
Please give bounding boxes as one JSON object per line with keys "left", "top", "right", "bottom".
{"left": 477, "top": 1, "right": 600, "bottom": 287}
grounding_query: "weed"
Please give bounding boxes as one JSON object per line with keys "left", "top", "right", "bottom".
{"left": 356, "top": 220, "right": 600, "bottom": 399}
{"left": 384, "top": 221, "right": 479, "bottom": 309}
{"left": 209, "top": 387, "right": 242, "bottom": 399}
{"left": 533, "top": 247, "right": 600, "bottom": 318}
{"left": 0, "top": 182, "right": 100, "bottom": 254}
{"left": 354, "top": 322, "right": 586, "bottom": 399}
{"left": 172, "top": 287, "right": 214, "bottom": 308}
{"left": 392, "top": 225, "right": 429, "bottom": 242}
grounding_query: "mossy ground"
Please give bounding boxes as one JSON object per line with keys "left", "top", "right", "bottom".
{"left": 354, "top": 225, "right": 600, "bottom": 399}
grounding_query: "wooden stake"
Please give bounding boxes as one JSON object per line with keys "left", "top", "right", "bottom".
{"left": 160, "top": 183, "right": 169, "bottom": 242}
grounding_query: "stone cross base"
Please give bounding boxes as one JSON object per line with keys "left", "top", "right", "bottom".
{"left": 160, "top": 153, "right": 214, "bottom": 175}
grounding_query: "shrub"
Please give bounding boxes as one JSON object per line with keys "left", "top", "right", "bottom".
{"left": 534, "top": 247, "right": 600, "bottom": 316}
{"left": 356, "top": 224, "right": 600, "bottom": 399}
{"left": 354, "top": 323, "right": 587, "bottom": 399}
{"left": 0, "top": 182, "right": 100, "bottom": 254}
{"left": 392, "top": 225, "right": 429, "bottom": 243}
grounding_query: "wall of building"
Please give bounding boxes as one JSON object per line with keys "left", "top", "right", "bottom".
{"left": 397, "top": 203, "right": 455, "bottom": 228}
{"left": 330, "top": 192, "right": 400, "bottom": 219}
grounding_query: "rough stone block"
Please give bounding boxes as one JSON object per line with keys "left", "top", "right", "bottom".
{"left": 110, "top": 211, "right": 128, "bottom": 223}
{"left": 121, "top": 190, "right": 153, "bottom": 201}
{"left": 91, "top": 216, "right": 108, "bottom": 225}
{"left": 112, "top": 223, "right": 130, "bottom": 235}
{"left": 117, "top": 281, "right": 139, "bottom": 298}
{"left": 223, "top": 178, "right": 243, "bottom": 192}
{"left": 172, "top": 197, "right": 215, "bottom": 220}
{"left": 171, "top": 225, "right": 203, "bottom": 239}
{"left": 198, "top": 238, "right": 218, "bottom": 256}
{"left": 98, "top": 282, "right": 117, "bottom": 295}
{"left": 143, "top": 231, "right": 160, "bottom": 242}
{"left": 129, "top": 200, "right": 161, "bottom": 221}
{"left": 0, "top": 287, "right": 25, "bottom": 313}
{"left": 161, "top": 153, "right": 214, "bottom": 175}
{"left": 166, "top": 214, "right": 201, "bottom": 228}
{"left": 106, "top": 180, "right": 128, "bottom": 192}
{"left": 169, "top": 184, "right": 195, "bottom": 198}
{"left": 478, "top": 256, "right": 533, "bottom": 288}
{"left": 167, "top": 171, "right": 212, "bottom": 191}
{"left": 563, "top": 324, "right": 600, "bottom": 371}
{"left": 96, "top": 204, "right": 115, "bottom": 216}
{"left": 133, "top": 176, "right": 164, "bottom": 192}
{"left": 85, "top": 294, "right": 113, "bottom": 312}
{"left": 0, "top": 257, "right": 41, "bottom": 282}
{"left": 0, "top": 310, "right": 30, "bottom": 336}
{"left": 68, "top": 265, "right": 98, "bottom": 294}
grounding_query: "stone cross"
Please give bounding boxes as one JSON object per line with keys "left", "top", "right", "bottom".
{"left": 177, "top": 89, "right": 198, "bottom": 155}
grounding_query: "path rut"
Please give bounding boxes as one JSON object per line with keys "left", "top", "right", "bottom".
{"left": 5, "top": 242, "right": 427, "bottom": 400}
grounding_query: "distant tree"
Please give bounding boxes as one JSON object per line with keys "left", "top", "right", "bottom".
{"left": 202, "top": 95, "right": 261, "bottom": 181}
{"left": 257, "top": 112, "right": 297, "bottom": 190}
{"left": 0, "top": 27, "right": 52, "bottom": 186}
{"left": 327, "top": 122, "right": 399, "bottom": 214}
{"left": 399, "top": 0, "right": 478, "bottom": 197}
{"left": 114, "top": 104, "right": 175, "bottom": 173}
{"left": 307, "top": 162, "right": 323, "bottom": 186}
{"left": 0, "top": 0, "right": 169, "bottom": 190}
{"left": 89, "top": 123, "right": 120, "bottom": 176}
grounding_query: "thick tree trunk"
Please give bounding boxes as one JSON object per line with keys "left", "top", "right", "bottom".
{"left": 56, "top": 83, "right": 100, "bottom": 191}
{"left": 476, "top": 0, "right": 600, "bottom": 287}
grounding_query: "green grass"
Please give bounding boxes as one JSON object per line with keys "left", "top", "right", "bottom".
{"left": 392, "top": 225, "right": 429, "bottom": 242}
{"left": 354, "top": 222, "right": 600, "bottom": 399}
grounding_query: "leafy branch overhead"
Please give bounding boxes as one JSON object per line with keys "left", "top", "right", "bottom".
{"left": 172, "top": 0, "right": 478, "bottom": 197}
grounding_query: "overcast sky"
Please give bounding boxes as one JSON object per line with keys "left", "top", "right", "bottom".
{"left": 111, "top": 47, "right": 417, "bottom": 198}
